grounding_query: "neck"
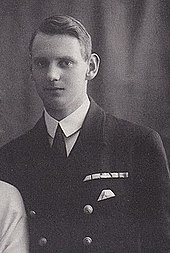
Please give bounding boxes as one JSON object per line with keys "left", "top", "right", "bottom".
{"left": 45, "top": 109, "right": 71, "bottom": 121}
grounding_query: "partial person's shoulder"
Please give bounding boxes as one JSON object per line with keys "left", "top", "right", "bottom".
{"left": 0, "top": 181, "right": 22, "bottom": 199}
{"left": 0, "top": 181, "right": 25, "bottom": 212}
{"left": 0, "top": 181, "right": 28, "bottom": 252}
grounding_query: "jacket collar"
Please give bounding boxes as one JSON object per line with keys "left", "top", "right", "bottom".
{"left": 32, "top": 97, "right": 108, "bottom": 151}
{"left": 79, "top": 97, "right": 106, "bottom": 145}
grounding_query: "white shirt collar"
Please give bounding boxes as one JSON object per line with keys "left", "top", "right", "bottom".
{"left": 44, "top": 96, "right": 90, "bottom": 138}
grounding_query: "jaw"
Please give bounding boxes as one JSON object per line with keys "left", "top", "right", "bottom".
{"left": 43, "top": 93, "right": 87, "bottom": 120}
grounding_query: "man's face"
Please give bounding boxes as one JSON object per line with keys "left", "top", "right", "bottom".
{"left": 31, "top": 33, "right": 89, "bottom": 119}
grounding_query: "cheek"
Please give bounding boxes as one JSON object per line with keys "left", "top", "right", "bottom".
{"left": 32, "top": 69, "right": 46, "bottom": 81}
{"left": 69, "top": 69, "right": 87, "bottom": 83}
{"left": 32, "top": 74, "right": 44, "bottom": 92}
{"left": 34, "top": 83, "right": 42, "bottom": 95}
{"left": 71, "top": 65, "right": 87, "bottom": 77}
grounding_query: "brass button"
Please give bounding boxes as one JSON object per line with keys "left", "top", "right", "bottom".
{"left": 29, "top": 210, "right": 36, "bottom": 218}
{"left": 38, "top": 237, "right": 47, "bottom": 246}
{"left": 83, "top": 205, "right": 93, "bottom": 214}
{"left": 83, "top": 236, "right": 92, "bottom": 245}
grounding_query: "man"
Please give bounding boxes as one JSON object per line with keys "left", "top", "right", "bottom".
{"left": 0, "top": 181, "right": 28, "bottom": 252}
{"left": 0, "top": 15, "right": 170, "bottom": 252}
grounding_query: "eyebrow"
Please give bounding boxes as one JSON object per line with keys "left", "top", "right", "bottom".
{"left": 33, "top": 56, "right": 77, "bottom": 63}
{"left": 56, "top": 56, "right": 77, "bottom": 63}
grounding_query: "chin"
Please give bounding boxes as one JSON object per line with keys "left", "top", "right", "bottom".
{"left": 44, "top": 98, "right": 66, "bottom": 111}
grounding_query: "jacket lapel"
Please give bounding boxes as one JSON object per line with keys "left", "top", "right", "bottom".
{"left": 30, "top": 114, "right": 51, "bottom": 151}
{"left": 68, "top": 99, "right": 111, "bottom": 177}
{"left": 27, "top": 115, "right": 52, "bottom": 175}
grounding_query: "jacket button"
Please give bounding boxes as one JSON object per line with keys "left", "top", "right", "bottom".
{"left": 83, "top": 205, "right": 93, "bottom": 214}
{"left": 83, "top": 236, "right": 92, "bottom": 245}
{"left": 29, "top": 210, "right": 36, "bottom": 218}
{"left": 38, "top": 237, "right": 47, "bottom": 246}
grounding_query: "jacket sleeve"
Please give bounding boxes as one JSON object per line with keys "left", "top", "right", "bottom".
{"left": 0, "top": 181, "right": 29, "bottom": 253}
{"left": 133, "top": 130, "right": 170, "bottom": 252}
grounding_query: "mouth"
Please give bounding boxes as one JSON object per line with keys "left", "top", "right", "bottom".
{"left": 43, "top": 87, "right": 65, "bottom": 97}
{"left": 44, "top": 87, "right": 65, "bottom": 91}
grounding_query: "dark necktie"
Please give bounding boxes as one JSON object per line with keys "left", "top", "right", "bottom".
{"left": 52, "top": 124, "right": 67, "bottom": 163}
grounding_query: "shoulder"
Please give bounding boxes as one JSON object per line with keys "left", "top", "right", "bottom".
{"left": 103, "top": 112, "right": 168, "bottom": 165}
{"left": 104, "top": 112, "right": 160, "bottom": 144}
{"left": 0, "top": 116, "right": 45, "bottom": 153}
{"left": 0, "top": 181, "right": 28, "bottom": 253}
{"left": 89, "top": 98, "right": 159, "bottom": 144}
{"left": 0, "top": 181, "right": 25, "bottom": 213}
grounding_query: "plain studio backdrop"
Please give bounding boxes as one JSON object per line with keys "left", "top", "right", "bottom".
{"left": 0, "top": 0, "right": 170, "bottom": 160}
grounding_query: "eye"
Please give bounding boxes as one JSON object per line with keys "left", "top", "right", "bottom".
{"left": 59, "top": 59, "right": 73, "bottom": 68}
{"left": 33, "top": 58, "right": 49, "bottom": 68}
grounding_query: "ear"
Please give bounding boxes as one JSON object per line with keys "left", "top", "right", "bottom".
{"left": 85, "top": 53, "right": 100, "bottom": 81}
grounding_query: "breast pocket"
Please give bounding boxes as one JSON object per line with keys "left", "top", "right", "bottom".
{"left": 84, "top": 177, "right": 132, "bottom": 218}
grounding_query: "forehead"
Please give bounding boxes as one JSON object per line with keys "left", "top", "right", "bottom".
{"left": 32, "top": 33, "right": 83, "bottom": 59}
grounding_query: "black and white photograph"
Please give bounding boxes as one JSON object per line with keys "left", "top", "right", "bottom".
{"left": 0, "top": 0, "right": 170, "bottom": 252}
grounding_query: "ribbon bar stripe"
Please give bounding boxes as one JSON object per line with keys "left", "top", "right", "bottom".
{"left": 83, "top": 172, "right": 129, "bottom": 181}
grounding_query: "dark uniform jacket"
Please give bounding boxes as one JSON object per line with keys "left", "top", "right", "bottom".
{"left": 0, "top": 99, "right": 170, "bottom": 252}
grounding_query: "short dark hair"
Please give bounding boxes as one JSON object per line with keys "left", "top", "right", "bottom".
{"left": 29, "top": 15, "right": 92, "bottom": 61}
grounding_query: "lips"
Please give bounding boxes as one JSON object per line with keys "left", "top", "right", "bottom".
{"left": 44, "top": 87, "right": 64, "bottom": 91}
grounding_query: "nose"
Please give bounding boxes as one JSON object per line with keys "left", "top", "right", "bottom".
{"left": 47, "top": 62, "right": 60, "bottom": 82}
